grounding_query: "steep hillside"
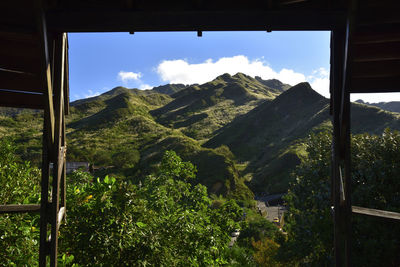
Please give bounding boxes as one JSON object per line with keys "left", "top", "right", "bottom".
{"left": 0, "top": 88, "right": 252, "bottom": 200}
{"left": 151, "top": 73, "right": 283, "bottom": 141}
{"left": 205, "top": 83, "right": 400, "bottom": 193}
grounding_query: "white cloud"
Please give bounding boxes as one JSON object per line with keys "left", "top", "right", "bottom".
{"left": 156, "top": 55, "right": 306, "bottom": 86}
{"left": 84, "top": 89, "right": 101, "bottom": 98}
{"left": 139, "top": 84, "right": 153, "bottom": 90}
{"left": 307, "top": 67, "right": 330, "bottom": 98}
{"left": 117, "top": 71, "right": 142, "bottom": 83}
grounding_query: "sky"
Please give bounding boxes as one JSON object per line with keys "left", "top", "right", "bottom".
{"left": 68, "top": 31, "right": 399, "bottom": 103}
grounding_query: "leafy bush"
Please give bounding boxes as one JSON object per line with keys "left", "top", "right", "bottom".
{"left": 281, "top": 129, "right": 400, "bottom": 266}
{"left": 60, "top": 151, "right": 243, "bottom": 266}
{"left": 0, "top": 138, "right": 41, "bottom": 266}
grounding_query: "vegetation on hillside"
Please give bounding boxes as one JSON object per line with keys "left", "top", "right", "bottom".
{"left": 0, "top": 140, "right": 278, "bottom": 266}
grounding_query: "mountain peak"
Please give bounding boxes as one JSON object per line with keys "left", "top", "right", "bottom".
{"left": 101, "top": 86, "right": 130, "bottom": 97}
{"left": 214, "top": 73, "right": 234, "bottom": 83}
{"left": 273, "top": 82, "right": 325, "bottom": 107}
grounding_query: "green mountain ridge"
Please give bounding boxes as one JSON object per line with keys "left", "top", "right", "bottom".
{"left": 205, "top": 82, "right": 400, "bottom": 193}
{"left": 1, "top": 72, "right": 400, "bottom": 199}
{"left": 151, "top": 73, "right": 281, "bottom": 141}
{"left": 355, "top": 99, "right": 400, "bottom": 113}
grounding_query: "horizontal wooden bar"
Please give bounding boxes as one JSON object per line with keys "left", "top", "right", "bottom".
{"left": 0, "top": 89, "right": 44, "bottom": 109}
{"left": 352, "top": 206, "right": 400, "bottom": 221}
{"left": 350, "top": 77, "right": 400, "bottom": 93}
{"left": 352, "top": 60, "right": 400, "bottom": 78}
{"left": 0, "top": 204, "right": 41, "bottom": 214}
{"left": 46, "top": 10, "right": 345, "bottom": 32}
{"left": 0, "top": 69, "right": 43, "bottom": 92}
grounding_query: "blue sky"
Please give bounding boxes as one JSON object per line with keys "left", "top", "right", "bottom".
{"left": 68, "top": 31, "right": 398, "bottom": 103}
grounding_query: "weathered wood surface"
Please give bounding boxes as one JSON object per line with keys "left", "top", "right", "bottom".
{"left": 352, "top": 206, "right": 400, "bottom": 221}
{"left": 0, "top": 204, "right": 41, "bottom": 214}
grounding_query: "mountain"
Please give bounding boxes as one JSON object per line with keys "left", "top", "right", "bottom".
{"left": 0, "top": 86, "right": 253, "bottom": 200}
{"left": 2, "top": 73, "right": 400, "bottom": 198}
{"left": 152, "top": 84, "right": 187, "bottom": 95}
{"left": 151, "top": 73, "right": 283, "bottom": 141}
{"left": 254, "top": 77, "right": 291, "bottom": 92}
{"left": 355, "top": 99, "right": 400, "bottom": 113}
{"left": 205, "top": 83, "right": 400, "bottom": 193}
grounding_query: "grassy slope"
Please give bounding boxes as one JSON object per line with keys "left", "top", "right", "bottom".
{"left": 68, "top": 89, "right": 254, "bottom": 200}
{"left": 2, "top": 76, "right": 400, "bottom": 198}
{"left": 205, "top": 82, "right": 400, "bottom": 193}
{"left": 151, "top": 73, "right": 281, "bottom": 141}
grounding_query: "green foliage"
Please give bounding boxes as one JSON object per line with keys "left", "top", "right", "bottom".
{"left": 0, "top": 137, "right": 41, "bottom": 204}
{"left": 0, "top": 138, "right": 41, "bottom": 266}
{"left": 281, "top": 129, "right": 400, "bottom": 266}
{"left": 60, "top": 151, "right": 243, "bottom": 266}
{"left": 237, "top": 214, "right": 282, "bottom": 249}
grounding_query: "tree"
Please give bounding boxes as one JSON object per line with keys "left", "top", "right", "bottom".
{"left": 0, "top": 138, "right": 41, "bottom": 266}
{"left": 280, "top": 129, "right": 400, "bottom": 266}
{"left": 59, "top": 150, "right": 243, "bottom": 266}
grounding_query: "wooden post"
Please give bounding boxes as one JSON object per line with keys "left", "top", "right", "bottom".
{"left": 331, "top": 26, "right": 352, "bottom": 266}
{"left": 331, "top": 16, "right": 353, "bottom": 266}
{"left": 36, "top": 5, "right": 68, "bottom": 265}
{"left": 49, "top": 32, "right": 66, "bottom": 267}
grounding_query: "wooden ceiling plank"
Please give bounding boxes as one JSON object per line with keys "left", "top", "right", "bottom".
{"left": 0, "top": 31, "right": 38, "bottom": 44}
{"left": 0, "top": 39, "right": 40, "bottom": 59}
{"left": 0, "top": 70, "right": 43, "bottom": 92}
{"left": 0, "top": 90, "right": 44, "bottom": 109}
{"left": 353, "top": 32, "right": 400, "bottom": 45}
{"left": 45, "top": 10, "right": 344, "bottom": 32}
{"left": 352, "top": 60, "right": 400, "bottom": 78}
{"left": 350, "top": 77, "right": 400, "bottom": 93}
{"left": 0, "top": 54, "right": 40, "bottom": 74}
{"left": 353, "top": 42, "right": 400, "bottom": 62}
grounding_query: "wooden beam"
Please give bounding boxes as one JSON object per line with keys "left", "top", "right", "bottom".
{"left": 0, "top": 69, "right": 42, "bottom": 92}
{"left": 0, "top": 204, "right": 41, "bottom": 214}
{"left": 46, "top": 10, "right": 345, "bottom": 32}
{"left": 352, "top": 60, "right": 400, "bottom": 78}
{"left": 357, "top": 9, "right": 400, "bottom": 27}
{"left": 49, "top": 32, "right": 66, "bottom": 267}
{"left": 0, "top": 53, "right": 41, "bottom": 74}
{"left": 353, "top": 42, "right": 400, "bottom": 62}
{"left": 350, "top": 77, "right": 400, "bottom": 93}
{"left": 353, "top": 32, "right": 400, "bottom": 45}
{"left": 279, "top": 0, "right": 309, "bottom": 5}
{"left": 0, "top": 39, "right": 40, "bottom": 59}
{"left": 0, "top": 90, "right": 44, "bottom": 109}
{"left": 36, "top": 2, "right": 55, "bottom": 147}
{"left": 352, "top": 206, "right": 400, "bottom": 221}
{"left": 63, "top": 34, "right": 70, "bottom": 115}
{"left": 0, "top": 31, "right": 38, "bottom": 44}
